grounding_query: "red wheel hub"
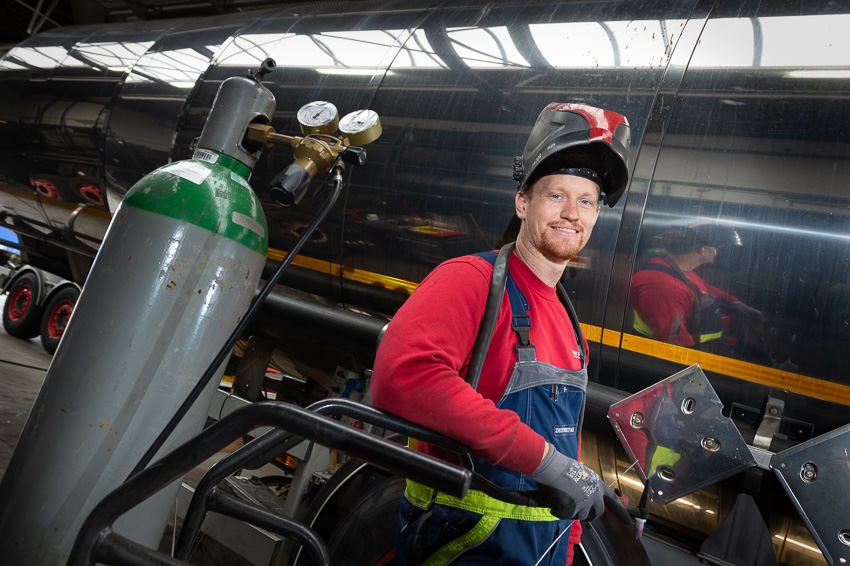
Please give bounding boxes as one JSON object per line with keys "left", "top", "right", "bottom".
{"left": 31, "top": 178, "right": 60, "bottom": 199}
{"left": 78, "top": 184, "right": 105, "bottom": 207}
{"left": 8, "top": 285, "right": 32, "bottom": 321}
{"left": 47, "top": 299, "right": 74, "bottom": 339}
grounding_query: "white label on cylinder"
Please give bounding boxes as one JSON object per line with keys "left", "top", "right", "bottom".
{"left": 230, "top": 171, "right": 251, "bottom": 189}
{"left": 232, "top": 211, "right": 265, "bottom": 239}
{"left": 193, "top": 150, "right": 218, "bottom": 164}
{"left": 163, "top": 162, "right": 211, "bottom": 185}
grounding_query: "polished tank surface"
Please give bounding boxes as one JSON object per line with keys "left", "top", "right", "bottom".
{"left": 2, "top": 2, "right": 850, "bottom": 564}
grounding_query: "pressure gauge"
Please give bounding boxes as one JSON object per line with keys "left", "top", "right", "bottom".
{"left": 297, "top": 101, "right": 339, "bottom": 135}
{"left": 339, "top": 109, "right": 382, "bottom": 146}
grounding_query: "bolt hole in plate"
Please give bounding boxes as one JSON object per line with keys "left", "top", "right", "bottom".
{"left": 701, "top": 437, "right": 721, "bottom": 453}
{"left": 657, "top": 466, "right": 676, "bottom": 482}
{"left": 607, "top": 365, "right": 756, "bottom": 504}
{"left": 771, "top": 423, "right": 850, "bottom": 565}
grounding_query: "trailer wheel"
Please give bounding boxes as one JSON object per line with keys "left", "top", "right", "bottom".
{"left": 3, "top": 272, "right": 43, "bottom": 338}
{"left": 39, "top": 286, "right": 79, "bottom": 354}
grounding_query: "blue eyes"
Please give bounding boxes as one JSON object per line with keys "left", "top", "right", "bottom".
{"left": 548, "top": 194, "right": 598, "bottom": 210}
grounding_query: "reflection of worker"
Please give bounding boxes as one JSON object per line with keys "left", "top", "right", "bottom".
{"left": 630, "top": 224, "right": 761, "bottom": 347}
{"left": 372, "top": 103, "right": 630, "bottom": 565}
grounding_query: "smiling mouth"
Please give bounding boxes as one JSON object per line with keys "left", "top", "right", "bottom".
{"left": 551, "top": 226, "right": 580, "bottom": 235}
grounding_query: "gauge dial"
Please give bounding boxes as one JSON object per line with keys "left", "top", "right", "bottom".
{"left": 297, "top": 101, "right": 339, "bottom": 135}
{"left": 339, "top": 109, "right": 382, "bottom": 145}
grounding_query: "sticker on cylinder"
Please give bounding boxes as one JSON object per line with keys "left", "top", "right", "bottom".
{"left": 230, "top": 171, "right": 251, "bottom": 189}
{"left": 232, "top": 211, "right": 264, "bottom": 239}
{"left": 193, "top": 149, "right": 218, "bottom": 164}
{"left": 163, "top": 162, "right": 211, "bottom": 185}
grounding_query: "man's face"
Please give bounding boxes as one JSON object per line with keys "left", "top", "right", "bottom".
{"left": 515, "top": 174, "right": 601, "bottom": 262}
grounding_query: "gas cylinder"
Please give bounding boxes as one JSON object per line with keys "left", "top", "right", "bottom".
{"left": 0, "top": 73, "right": 275, "bottom": 563}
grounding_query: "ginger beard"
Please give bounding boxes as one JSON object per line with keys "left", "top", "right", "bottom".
{"left": 516, "top": 174, "right": 600, "bottom": 263}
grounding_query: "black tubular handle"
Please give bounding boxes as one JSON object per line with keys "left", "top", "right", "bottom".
{"left": 208, "top": 488, "right": 330, "bottom": 566}
{"left": 176, "top": 397, "right": 470, "bottom": 559}
{"left": 69, "top": 401, "right": 471, "bottom": 565}
{"left": 306, "top": 398, "right": 471, "bottom": 453}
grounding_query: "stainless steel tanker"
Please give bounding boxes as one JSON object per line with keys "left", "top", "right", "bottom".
{"left": 0, "top": 1, "right": 848, "bottom": 565}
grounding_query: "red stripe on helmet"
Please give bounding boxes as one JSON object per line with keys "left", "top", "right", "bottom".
{"left": 546, "top": 102, "right": 628, "bottom": 143}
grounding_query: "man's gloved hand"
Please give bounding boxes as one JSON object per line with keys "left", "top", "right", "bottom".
{"left": 532, "top": 445, "right": 630, "bottom": 524}
{"left": 731, "top": 301, "right": 765, "bottom": 321}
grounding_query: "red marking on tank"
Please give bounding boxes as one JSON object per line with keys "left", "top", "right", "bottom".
{"left": 7, "top": 284, "right": 33, "bottom": 321}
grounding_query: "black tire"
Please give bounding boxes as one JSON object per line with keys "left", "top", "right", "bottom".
{"left": 2, "top": 272, "right": 43, "bottom": 339}
{"left": 290, "top": 461, "right": 400, "bottom": 566}
{"left": 39, "top": 286, "right": 79, "bottom": 354}
{"left": 573, "top": 513, "right": 652, "bottom": 566}
{"left": 324, "top": 475, "right": 404, "bottom": 566}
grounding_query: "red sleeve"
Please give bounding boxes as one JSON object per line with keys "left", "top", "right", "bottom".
{"left": 371, "top": 259, "right": 546, "bottom": 475}
{"left": 706, "top": 282, "right": 739, "bottom": 304}
{"left": 631, "top": 272, "right": 694, "bottom": 346}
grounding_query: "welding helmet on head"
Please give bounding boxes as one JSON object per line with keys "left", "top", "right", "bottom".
{"left": 659, "top": 223, "right": 743, "bottom": 253}
{"left": 513, "top": 103, "right": 631, "bottom": 207}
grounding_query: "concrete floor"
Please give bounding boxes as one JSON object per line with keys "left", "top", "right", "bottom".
{"left": 0, "top": 295, "right": 52, "bottom": 482}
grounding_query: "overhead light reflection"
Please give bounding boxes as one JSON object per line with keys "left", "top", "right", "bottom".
{"left": 691, "top": 14, "right": 850, "bottom": 69}
{"left": 786, "top": 70, "right": 850, "bottom": 79}
{"left": 773, "top": 534, "right": 823, "bottom": 555}
{"left": 531, "top": 20, "right": 685, "bottom": 69}
{"left": 316, "top": 68, "right": 394, "bottom": 76}
{"left": 0, "top": 45, "right": 86, "bottom": 70}
{"left": 216, "top": 29, "right": 413, "bottom": 72}
{"left": 70, "top": 41, "right": 154, "bottom": 72}
{"left": 447, "top": 26, "right": 529, "bottom": 69}
{"left": 125, "top": 46, "right": 216, "bottom": 87}
{"left": 396, "top": 29, "right": 447, "bottom": 69}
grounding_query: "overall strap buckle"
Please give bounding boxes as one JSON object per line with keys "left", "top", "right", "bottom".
{"left": 512, "top": 314, "right": 536, "bottom": 361}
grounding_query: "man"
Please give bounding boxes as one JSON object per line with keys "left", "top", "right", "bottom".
{"left": 630, "top": 224, "right": 762, "bottom": 348}
{"left": 371, "top": 103, "right": 631, "bottom": 565}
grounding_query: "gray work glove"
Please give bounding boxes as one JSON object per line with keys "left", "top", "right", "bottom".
{"left": 532, "top": 446, "right": 630, "bottom": 524}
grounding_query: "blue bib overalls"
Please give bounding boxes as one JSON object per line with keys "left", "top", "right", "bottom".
{"left": 397, "top": 251, "right": 588, "bottom": 566}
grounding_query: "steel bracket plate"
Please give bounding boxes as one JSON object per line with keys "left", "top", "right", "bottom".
{"left": 607, "top": 365, "right": 757, "bottom": 504}
{"left": 770, "top": 424, "right": 850, "bottom": 566}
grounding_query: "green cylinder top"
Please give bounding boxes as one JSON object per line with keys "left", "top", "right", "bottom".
{"left": 122, "top": 150, "right": 268, "bottom": 256}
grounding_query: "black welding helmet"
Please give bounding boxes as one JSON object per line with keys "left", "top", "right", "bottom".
{"left": 659, "top": 223, "right": 743, "bottom": 253}
{"left": 513, "top": 103, "right": 631, "bottom": 207}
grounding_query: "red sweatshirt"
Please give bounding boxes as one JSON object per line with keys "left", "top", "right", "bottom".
{"left": 630, "top": 257, "right": 739, "bottom": 346}
{"left": 371, "top": 252, "right": 587, "bottom": 558}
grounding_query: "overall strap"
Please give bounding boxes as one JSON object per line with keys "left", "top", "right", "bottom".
{"left": 477, "top": 252, "right": 536, "bottom": 363}
{"left": 556, "top": 283, "right": 587, "bottom": 369}
{"left": 467, "top": 243, "right": 514, "bottom": 390}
